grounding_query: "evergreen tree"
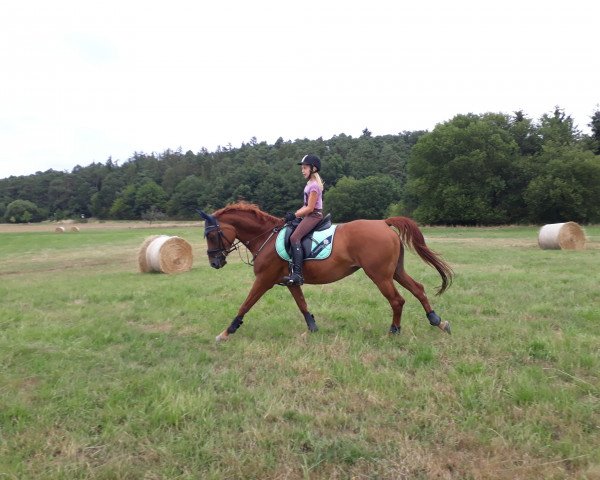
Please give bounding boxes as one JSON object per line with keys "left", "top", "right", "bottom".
{"left": 588, "top": 109, "right": 600, "bottom": 154}
{"left": 538, "top": 107, "right": 580, "bottom": 147}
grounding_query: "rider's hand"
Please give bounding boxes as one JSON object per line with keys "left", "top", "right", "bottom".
{"left": 284, "top": 212, "right": 296, "bottom": 223}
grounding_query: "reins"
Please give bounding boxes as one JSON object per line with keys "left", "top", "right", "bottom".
{"left": 246, "top": 226, "right": 282, "bottom": 266}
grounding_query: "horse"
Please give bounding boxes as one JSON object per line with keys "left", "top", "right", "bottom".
{"left": 198, "top": 202, "right": 453, "bottom": 342}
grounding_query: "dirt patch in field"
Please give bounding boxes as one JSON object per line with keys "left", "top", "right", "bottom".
{"left": 0, "top": 220, "right": 200, "bottom": 233}
{"left": 0, "top": 244, "right": 137, "bottom": 276}
{"left": 430, "top": 235, "right": 599, "bottom": 249}
{"left": 430, "top": 237, "right": 538, "bottom": 248}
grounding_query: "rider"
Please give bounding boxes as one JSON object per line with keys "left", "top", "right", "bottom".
{"left": 282, "top": 154, "right": 324, "bottom": 286}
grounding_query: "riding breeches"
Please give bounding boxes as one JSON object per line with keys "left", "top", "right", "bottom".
{"left": 290, "top": 211, "right": 323, "bottom": 245}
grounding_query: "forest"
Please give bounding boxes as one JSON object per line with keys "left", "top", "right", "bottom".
{"left": 1, "top": 108, "right": 599, "bottom": 225}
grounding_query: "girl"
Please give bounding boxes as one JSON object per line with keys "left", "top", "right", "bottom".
{"left": 282, "top": 154, "right": 324, "bottom": 286}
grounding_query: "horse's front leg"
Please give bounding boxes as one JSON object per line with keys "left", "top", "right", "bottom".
{"left": 287, "top": 285, "right": 318, "bottom": 332}
{"left": 215, "top": 278, "right": 273, "bottom": 342}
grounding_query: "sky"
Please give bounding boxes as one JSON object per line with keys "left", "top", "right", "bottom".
{"left": 1, "top": 0, "right": 598, "bottom": 179}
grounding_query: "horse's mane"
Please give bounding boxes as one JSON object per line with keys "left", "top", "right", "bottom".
{"left": 213, "top": 202, "right": 280, "bottom": 223}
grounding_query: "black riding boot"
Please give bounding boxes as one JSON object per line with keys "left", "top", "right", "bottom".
{"left": 283, "top": 244, "right": 304, "bottom": 286}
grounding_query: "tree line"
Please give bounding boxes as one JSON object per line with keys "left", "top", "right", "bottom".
{"left": 1, "top": 108, "right": 599, "bottom": 225}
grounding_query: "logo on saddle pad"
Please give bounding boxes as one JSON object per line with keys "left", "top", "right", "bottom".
{"left": 276, "top": 224, "right": 337, "bottom": 261}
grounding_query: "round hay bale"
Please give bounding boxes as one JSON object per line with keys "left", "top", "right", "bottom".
{"left": 138, "top": 235, "right": 193, "bottom": 274}
{"left": 71, "top": 226, "right": 80, "bottom": 232}
{"left": 538, "top": 222, "right": 586, "bottom": 250}
{"left": 55, "top": 226, "right": 65, "bottom": 233}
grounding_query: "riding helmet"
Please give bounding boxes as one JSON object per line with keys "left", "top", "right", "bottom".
{"left": 298, "top": 154, "right": 321, "bottom": 172}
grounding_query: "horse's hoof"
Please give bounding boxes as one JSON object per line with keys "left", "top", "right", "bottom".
{"left": 388, "top": 325, "right": 401, "bottom": 335}
{"left": 215, "top": 332, "right": 230, "bottom": 343}
{"left": 440, "top": 321, "right": 451, "bottom": 335}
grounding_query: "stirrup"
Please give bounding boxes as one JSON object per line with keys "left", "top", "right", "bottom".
{"left": 283, "top": 273, "right": 304, "bottom": 286}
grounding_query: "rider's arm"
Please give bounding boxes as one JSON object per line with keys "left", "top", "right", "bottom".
{"left": 295, "top": 191, "right": 318, "bottom": 218}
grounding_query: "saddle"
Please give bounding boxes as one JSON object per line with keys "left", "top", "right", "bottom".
{"left": 276, "top": 213, "right": 337, "bottom": 261}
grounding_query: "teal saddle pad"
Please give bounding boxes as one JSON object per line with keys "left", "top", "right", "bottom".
{"left": 276, "top": 224, "right": 337, "bottom": 261}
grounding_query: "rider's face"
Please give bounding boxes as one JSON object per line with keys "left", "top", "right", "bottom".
{"left": 301, "top": 165, "right": 311, "bottom": 178}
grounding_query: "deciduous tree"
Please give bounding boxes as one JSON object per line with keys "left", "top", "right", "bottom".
{"left": 4, "top": 199, "right": 42, "bottom": 223}
{"left": 406, "top": 113, "right": 518, "bottom": 224}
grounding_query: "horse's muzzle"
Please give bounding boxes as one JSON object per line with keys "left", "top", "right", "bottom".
{"left": 209, "top": 255, "right": 227, "bottom": 269}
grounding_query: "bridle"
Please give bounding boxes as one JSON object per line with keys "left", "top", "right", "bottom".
{"left": 203, "top": 216, "right": 283, "bottom": 266}
{"left": 204, "top": 220, "right": 242, "bottom": 258}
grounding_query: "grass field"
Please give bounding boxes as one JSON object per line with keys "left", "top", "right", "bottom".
{"left": 1, "top": 221, "right": 599, "bottom": 479}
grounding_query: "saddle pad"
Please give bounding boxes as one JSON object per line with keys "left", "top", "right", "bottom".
{"left": 276, "top": 224, "right": 337, "bottom": 261}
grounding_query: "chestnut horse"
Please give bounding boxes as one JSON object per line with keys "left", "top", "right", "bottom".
{"left": 199, "top": 203, "right": 453, "bottom": 342}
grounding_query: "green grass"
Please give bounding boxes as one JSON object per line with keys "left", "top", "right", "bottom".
{"left": 1, "top": 224, "right": 599, "bottom": 479}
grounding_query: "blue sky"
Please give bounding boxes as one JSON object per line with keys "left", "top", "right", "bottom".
{"left": 1, "top": 0, "right": 598, "bottom": 179}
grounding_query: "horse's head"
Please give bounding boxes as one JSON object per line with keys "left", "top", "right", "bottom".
{"left": 199, "top": 210, "right": 237, "bottom": 269}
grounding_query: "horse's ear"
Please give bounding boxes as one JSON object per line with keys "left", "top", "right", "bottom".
{"left": 197, "top": 210, "right": 212, "bottom": 222}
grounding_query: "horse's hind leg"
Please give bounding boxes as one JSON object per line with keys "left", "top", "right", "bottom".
{"left": 288, "top": 285, "right": 318, "bottom": 332}
{"left": 394, "top": 268, "right": 431, "bottom": 312}
{"left": 364, "top": 274, "right": 406, "bottom": 335}
{"left": 394, "top": 268, "right": 451, "bottom": 334}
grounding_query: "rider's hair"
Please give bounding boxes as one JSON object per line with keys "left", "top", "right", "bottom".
{"left": 311, "top": 172, "right": 323, "bottom": 190}
{"left": 310, "top": 170, "right": 324, "bottom": 190}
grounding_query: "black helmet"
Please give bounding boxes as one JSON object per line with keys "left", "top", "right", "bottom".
{"left": 298, "top": 154, "right": 321, "bottom": 172}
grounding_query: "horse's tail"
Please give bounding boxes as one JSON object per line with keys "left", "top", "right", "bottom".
{"left": 385, "top": 217, "right": 453, "bottom": 295}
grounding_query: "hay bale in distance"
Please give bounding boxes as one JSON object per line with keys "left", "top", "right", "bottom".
{"left": 55, "top": 226, "right": 65, "bottom": 233}
{"left": 538, "top": 222, "right": 586, "bottom": 250}
{"left": 71, "top": 226, "right": 80, "bottom": 232}
{"left": 138, "top": 235, "right": 193, "bottom": 274}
